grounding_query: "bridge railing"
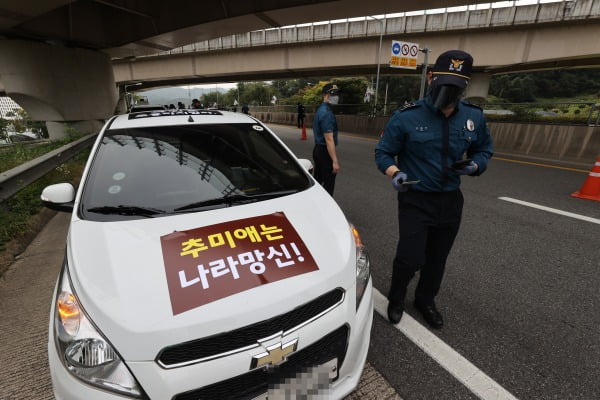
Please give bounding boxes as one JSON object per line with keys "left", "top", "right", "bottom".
{"left": 247, "top": 101, "right": 600, "bottom": 125}
{"left": 146, "top": 0, "right": 600, "bottom": 56}
{"left": 1, "top": 102, "right": 597, "bottom": 203}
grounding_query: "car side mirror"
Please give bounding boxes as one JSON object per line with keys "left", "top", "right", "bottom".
{"left": 41, "top": 183, "right": 75, "bottom": 212}
{"left": 298, "top": 159, "right": 314, "bottom": 174}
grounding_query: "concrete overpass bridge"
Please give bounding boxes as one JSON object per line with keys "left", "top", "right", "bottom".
{"left": 0, "top": 0, "right": 598, "bottom": 137}
{"left": 5, "top": 0, "right": 502, "bottom": 137}
{"left": 113, "top": 0, "right": 600, "bottom": 101}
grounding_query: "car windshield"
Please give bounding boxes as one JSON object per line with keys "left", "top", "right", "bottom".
{"left": 79, "top": 123, "right": 312, "bottom": 221}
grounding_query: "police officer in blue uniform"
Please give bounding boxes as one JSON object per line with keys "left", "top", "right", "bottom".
{"left": 375, "top": 50, "right": 494, "bottom": 328}
{"left": 313, "top": 83, "right": 341, "bottom": 196}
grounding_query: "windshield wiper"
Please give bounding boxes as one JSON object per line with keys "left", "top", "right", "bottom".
{"left": 173, "top": 190, "right": 298, "bottom": 212}
{"left": 86, "top": 205, "right": 166, "bottom": 217}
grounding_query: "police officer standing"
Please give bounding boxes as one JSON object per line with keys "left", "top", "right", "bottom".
{"left": 313, "top": 83, "right": 341, "bottom": 196}
{"left": 375, "top": 50, "right": 493, "bottom": 329}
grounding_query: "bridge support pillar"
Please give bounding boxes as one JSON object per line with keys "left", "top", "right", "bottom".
{"left": 465, "top": 72, "right": 492, "bottom": 103}
{"left": 0, "top": 40, "right": 118, "bottom": 139}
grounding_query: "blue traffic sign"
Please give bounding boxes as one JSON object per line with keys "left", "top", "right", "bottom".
{"left": 392, "top": 42, "right": 401, "bottom": 55}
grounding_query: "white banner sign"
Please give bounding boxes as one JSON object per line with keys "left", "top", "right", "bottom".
{"left": 390, "top": 40, "right": 419, "bottom": 69}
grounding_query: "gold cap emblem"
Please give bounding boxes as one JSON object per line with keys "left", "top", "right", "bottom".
{"left": 450, "top": 59, "right": 464, "bottom": 71}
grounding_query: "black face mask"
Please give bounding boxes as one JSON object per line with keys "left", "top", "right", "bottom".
{"left": 430, "top": 84, "right": 465, "bottom": 110}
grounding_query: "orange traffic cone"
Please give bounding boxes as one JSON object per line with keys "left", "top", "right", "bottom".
{"left": 571, "top": 156, "right": 600, "bottom": 201}
{"left": 300, "top": 121, "right": 307, "bottom": 140}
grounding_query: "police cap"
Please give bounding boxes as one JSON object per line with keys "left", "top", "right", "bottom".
{"left": 322, "top": 83, "right": 341, "bottom": 94}
{"left": 431, "top": 50, "right": 473, "bottom": 89}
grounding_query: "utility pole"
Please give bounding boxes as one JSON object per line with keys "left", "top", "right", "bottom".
{"left": 383, "top": 80, "right": 389, "bottom": 116}
{"left": 419, "top": 48, "right": 430, "bottom": 100}
{"left": 366, "top": 15, "right": 383, "bottom": 116}
{"left": 124, "top": 82, "right": 142, "bottom": 112}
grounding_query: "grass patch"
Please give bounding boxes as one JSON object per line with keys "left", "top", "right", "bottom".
{"left": 482, "top": 99, "right": 599, "bottom": 124}
{"left": 0, "top": 138, "right": 85, "bottom": 173}
{"left": 0, "top": 123, "right": 89, "bottom": 173}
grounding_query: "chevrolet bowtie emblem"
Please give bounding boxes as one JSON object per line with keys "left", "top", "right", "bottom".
{"left": 251, "top": 338, "right": 298, "bottom": 369}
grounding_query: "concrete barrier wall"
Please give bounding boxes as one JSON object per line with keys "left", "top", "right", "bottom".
{"left": 252, "top": 111, "right": 600, "bottom": 164}
{"left": 490, "top": 122, "right": 600, "bottom": 163}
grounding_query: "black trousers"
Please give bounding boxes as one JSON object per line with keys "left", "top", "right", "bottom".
{"left": 312, "top": 144, "right": 336, "bottom": 195}
{"left": 298, "top": 114, "right": 305, "bottom": 128}
{"left": 388, "top": 189, "right": 464, "bottom": 306}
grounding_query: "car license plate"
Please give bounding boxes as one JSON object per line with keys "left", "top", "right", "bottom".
{"left": 252, "top": 358, "right": 338, "bottom": 400}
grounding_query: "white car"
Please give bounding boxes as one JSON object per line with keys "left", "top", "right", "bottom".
{"left": 42, "top": 109, "right": 373, "bottom": 399}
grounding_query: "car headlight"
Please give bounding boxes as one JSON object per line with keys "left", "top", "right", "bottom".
{"left": 351, "top": 224, "right": 370, "bottom": 310}
{"left": 53, "top": 261, "right": 143, "bottom": 398}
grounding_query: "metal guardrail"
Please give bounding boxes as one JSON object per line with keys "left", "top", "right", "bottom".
{"left": 0, "top": 133, "right": 96, "bottom": 203}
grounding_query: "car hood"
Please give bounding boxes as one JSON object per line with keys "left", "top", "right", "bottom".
{"left": 67, "top": 186, "right": 355, "bottom": 361}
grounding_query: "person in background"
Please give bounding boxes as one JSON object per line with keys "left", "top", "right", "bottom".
{"left": 191, "top": 99, "right": 201, "bottom": 109}
{"left": 312, "top": 83, "right": 341, "bottom": 196}
{"left": 375, "top": 50, "right": 494, "bottom": 329}
{"left": 297, "top": 103, "right": 306, "bottom": 128}
{"left": 242, "top": 104, "right": 250, "bottom": 115}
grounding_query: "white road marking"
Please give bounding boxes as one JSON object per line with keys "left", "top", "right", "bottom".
{"left": 373, "top": 288, "right": 519, "bottom": 400}
{"left": 499, "top": 197, "right": 600, "bottom": 224}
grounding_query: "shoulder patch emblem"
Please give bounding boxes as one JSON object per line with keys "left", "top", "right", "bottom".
{"left": 398, "top": 102, "right": 420, "bottom": 113}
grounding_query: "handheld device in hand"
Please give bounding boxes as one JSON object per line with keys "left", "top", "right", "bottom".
{"left": 401, "top": 180, "right": 420, "bottom": 186}
{"left": 451, "top": 159, "right": 473, "bottom": 169}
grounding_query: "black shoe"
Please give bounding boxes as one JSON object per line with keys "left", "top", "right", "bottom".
{"left": 387, "top": 301, "right": 404, "bottom": 324}
{"left": 414, "top": 301, "right": 443, "bottom": 329}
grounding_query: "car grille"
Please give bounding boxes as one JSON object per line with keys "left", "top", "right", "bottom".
{"left": 172, "top": 324, "right": 350, "bottom": 400}
{"left": 157, "top": 288, "right": 345, "bottom": 367}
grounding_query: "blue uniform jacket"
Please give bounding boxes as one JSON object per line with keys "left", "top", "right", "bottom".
{"left": 375, "top": 98, "right": 494, "bottom": 192}
{"left": 313, "top": 102, "right": 338, "bottom": 146}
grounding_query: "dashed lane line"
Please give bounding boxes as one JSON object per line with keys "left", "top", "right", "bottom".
{"left": 499, "top": 197, "right": 600, "bottom": 224}
{"left": 372, "top": 288, "right": 519, "bottom": 400}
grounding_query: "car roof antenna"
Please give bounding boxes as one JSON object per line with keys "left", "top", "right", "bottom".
{"left": 188, "top": 116, "right": 194, "bottom": 122}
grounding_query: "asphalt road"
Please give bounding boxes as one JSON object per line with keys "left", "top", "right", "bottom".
{"left": 1, "top": 122, "right": 598, "bottom": 400}
{"left": 271, "top": 123, "right": 600, "bottom": 400}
